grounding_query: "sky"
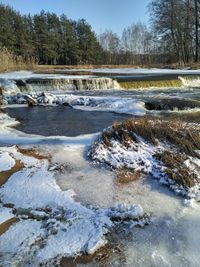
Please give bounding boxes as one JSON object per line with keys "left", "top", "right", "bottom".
{"left": 1, "top": 0, "right": 150, "bottom": 35}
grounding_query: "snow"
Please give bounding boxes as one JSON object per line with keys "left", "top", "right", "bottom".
{"left": 86, "top": 67, "right": 200, "bottom": 75}
{"left": 0, "top": 143, "right": 147, "bottom": 265}
{"left": 3, "top": 93, "right": 147, "bottom": 115}
{"left": 69, "top": 95, "right": 146, "bottom": 115}
{"left": 0, "top": 151, "right": 15, "bottom": 171}
{"left": 0, "top": 147, "right": 83, "bottom": 209}
{"left": 91, "top": 130, "right": 200, "bottom": 200}
{"left": 91, "top": 135, "right": 159, "bottom": 173}
{"left": 0, "top": 204, "right": 14, "bottom": 224}
{"left": 0, "top": 219, "right": 44, "bottom": 253}
{"left": 0, "top": 71, "right": 94, "bottom": 80}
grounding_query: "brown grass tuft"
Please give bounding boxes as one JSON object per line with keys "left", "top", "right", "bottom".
{"left": 117, "top": 168, "right": 141, "bottom": 184}
{"left": 156, "top": 151, "right": 198, "bottom": 188}
{"left": 101, "top": 118, "right": 200, "bottom": 158}
{"left": 0, "top": 217, "right": 19, "bottom": 236}
{"left": 17, "top": 146, "right": 50, "bottom": 161}
{"left": 97, "top": 118, "right": 200, "bottom": 189}
{"left": 0, "top": 160, "right": 24, "bottom": 187}
{"left": 60, "top": 243, "right": 121, "bottom": 267}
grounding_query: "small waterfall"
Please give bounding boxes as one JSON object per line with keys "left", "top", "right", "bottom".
{"left": 15, "top": 77, "right": 121, "bottom": 93}
{"left": 0, "top": 77, "right": 121, "bottom": 97}
{"left": 178, "top": 76, "right": 200, "bottom": 87}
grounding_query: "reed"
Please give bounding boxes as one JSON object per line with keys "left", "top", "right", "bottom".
{"left": 0, "top": 47, "right": 37, "bottom": 72}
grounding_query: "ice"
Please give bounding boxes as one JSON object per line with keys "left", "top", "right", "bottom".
{"left": 0, "top": 143, "right": 147, "bottom": 265}
{"left": 1, "top": 87, "right": 200, "bottom": 266}
{"left": 86, "top": 67, "right": 200, "bottom": 75}
{"left": 69, "top": 96, "right": 146, "bottom": 115}
{"left": 0, "top": 71, "right": 94, "bottom": 80}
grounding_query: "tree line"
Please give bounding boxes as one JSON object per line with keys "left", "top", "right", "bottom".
{"left": 99, "top": 0, "right": 200, "bottom": 65}
{"left": 0, "top": 2, "right": 200, "bottom": 65}
{"left": 0, "top": 4, "right": 103, "bottom": 64}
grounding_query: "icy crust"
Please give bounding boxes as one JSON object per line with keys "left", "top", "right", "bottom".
{"left": 0, "top": 146, "right": 149, "bottom": 266}
{"left": 70, "top": 96, "right": 146, "bottom": 115}
{"left": 91, "top": 132, "right": 200, "bottom": 200}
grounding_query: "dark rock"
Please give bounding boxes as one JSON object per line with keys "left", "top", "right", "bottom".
{"left": 15, "top": 79, "right": 27, "bottom": 87}
{"left": 25, "top": 95, "right": 38, "bottom": 106}
{"left": 145, "top": 98, "right": 200, "bottom": 111}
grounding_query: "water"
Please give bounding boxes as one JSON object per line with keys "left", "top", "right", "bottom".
{"left": 5, "top": 105, "right": 132, "bottom": 136}
{"left": 5, "top": 88, "right": 200, "bottom": 136}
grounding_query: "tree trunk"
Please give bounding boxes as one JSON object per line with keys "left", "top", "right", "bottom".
{"left": 194, "top": 0, "right": 199, "bottom": 62}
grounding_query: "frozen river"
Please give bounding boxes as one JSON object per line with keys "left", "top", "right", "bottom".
{"left": 0, "top": 71, "right": 200, "bottom": 267}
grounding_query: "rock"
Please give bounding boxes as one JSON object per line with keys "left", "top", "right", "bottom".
{"left": 145, "top": 98, "right": 200, "bottom": 111}
{"left": 15, "top": 79, "right": 27, "bottom": 87}
{"left": 0, "top": 87, "right": 3, "bottom": 105}
{"left": 25, "top": 95, "right": 38, "bottom": 106}
{"left": 62, "top": 102, "right": 70, "bottom": 106}
{"left": 16, "top": 96, "right": 26, "bottom": 104}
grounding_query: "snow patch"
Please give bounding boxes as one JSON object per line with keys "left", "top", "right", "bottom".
{"left": 0, "top": 204, "right": 14, "bottom": 224}
{"left": 0, "top": 151, "right": 15, "bottom": 172}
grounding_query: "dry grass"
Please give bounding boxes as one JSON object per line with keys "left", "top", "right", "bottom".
{"left": 0, "top": 217, "right": 19, "bottom": 236}
{"left": 99, "top": 118, "right": 200, "bottom": 188}
{"left": 60, "top": 243, "right": 121, "bottom": 267}
{"left": 17, "top": 146, "right": 50, "bottom": 161}
{"left": 156, "top": 151, "right": 198, "bottom": 188}
{"left": 119, "top": 80, "right": 182, "bottom": 89}
{"left": 0, "top": 160, "right": 24, "bottom": 186}
{"left": 102, "top": 118, "right": 200, "bottom": 158}
{"left": 0, "top": 47, "right": 37, "bottom": 72}
{"left": 117, "top": 168, "right": 141, "bottom": 184}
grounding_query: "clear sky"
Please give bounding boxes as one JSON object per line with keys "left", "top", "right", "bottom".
{"left": 1, "top": 0, "right": 150, "bottom": 35}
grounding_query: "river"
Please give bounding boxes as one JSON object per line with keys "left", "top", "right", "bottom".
{"left": 0, "top": 71, "right": 200, "bottom": 267}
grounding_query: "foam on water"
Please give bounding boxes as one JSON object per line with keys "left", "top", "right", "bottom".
{"left": 179, "top": 76, "right": 200, "bottom": 88}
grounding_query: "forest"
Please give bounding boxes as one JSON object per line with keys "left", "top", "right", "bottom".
{"left": 0, "top": 0, "right": 200, "bottom": 65}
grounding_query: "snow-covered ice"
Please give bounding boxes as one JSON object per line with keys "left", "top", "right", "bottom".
{"left": 0, "top": 151, "right": 15, "bottom": 172}
{"left": 0, "top": 139, "right": 148, "bottom": 266}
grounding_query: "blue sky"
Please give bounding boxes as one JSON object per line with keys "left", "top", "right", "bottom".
{"left": 1, "top": 0, "right": 150, "bottom": 35}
